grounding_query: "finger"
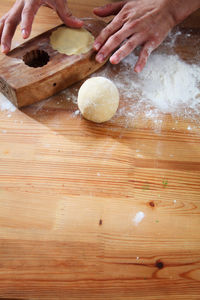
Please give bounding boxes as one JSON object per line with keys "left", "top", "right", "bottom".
{"left": 0, "top": 1, "right": 24, "bottom": 52}
{"left": 95, "top": 25, "right": 132, "bottom": 63}
{"left": 56, "top": 0, "right": 83, "bottom": 28}
{"left": 0, "top": 12, "right": 9, "bottom": 36}
{"left": 58, "top": 12, "right": 83, "bottom": 28}
{"left": 110, "top": 33, "right": 146, "bottom": 65}
{"left": 1, "top": 16, "right": 20, "bottom": 53}
{"left": 93, "top": 18, "right": 123, "bottom": 51}
{"left": 134, "top": 41, "right": 157, "bottom": 72}
{"left": 21, "top": 1, "right": 40, "bottom": 39}
{"left": 93, "top": 2, "right": 126, "bottom": 17}
{"left": 0, "top": 13, "right": 10, "bottom": 44}
{"left": 0, "top": 19, "right": 5, "bottom": 44}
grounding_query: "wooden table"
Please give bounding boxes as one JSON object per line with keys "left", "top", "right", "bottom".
{"left": 0, "top": 1, "right": 200, "bottom": 299}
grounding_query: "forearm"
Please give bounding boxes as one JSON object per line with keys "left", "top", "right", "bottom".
{"left": 170, "top": 0, "right": 200, "bottom": 25}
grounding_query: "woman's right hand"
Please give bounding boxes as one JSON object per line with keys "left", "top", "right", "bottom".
{"left": 0, "top": 0, "right": 83, "bottom": 53}
{"left": 93, "top": 0, "right": 200, "bottom": 72}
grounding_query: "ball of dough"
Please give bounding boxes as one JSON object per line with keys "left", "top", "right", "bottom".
{"left": 77, "top": 77, "right": 119, "bottom": 123}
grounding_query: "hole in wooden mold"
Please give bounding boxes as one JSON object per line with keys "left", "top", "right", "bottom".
{"left": 23, "top": 50, "right": 50, "bottom": 68}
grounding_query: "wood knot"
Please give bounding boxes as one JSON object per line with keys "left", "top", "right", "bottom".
{"left": 155, "top": 260, "right": 164, "bottom": 269}
{"left": 149, "top": 201, "right": 155, "bottom": 207}
{"left": 99, "top": 219, "right": 103, "bottom": 226}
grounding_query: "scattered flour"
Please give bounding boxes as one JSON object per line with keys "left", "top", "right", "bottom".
{"left": 74, "top": 109, "right": 80, "bottom": 116}
{"left": 135, "top": 53, "right": 200, "bottom": 113}
{"left": 89, "top": 29, "right": 200, "bottom": 127}
{"left": 133, "top": 211, "right": 145, "bottom": 226}
{"left": 63, "top": 88, "right": 79, "bottom": 105}
{"left": 164, "top": 29, "right": 182, "bottom": 48}
{"left": 0, "top": 92, "right": 16, "bottom": 112}
{"left": 94, "top": 52, "right": 200, "bottom": 117}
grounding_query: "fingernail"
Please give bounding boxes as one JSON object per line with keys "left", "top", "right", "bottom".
{"left": 94, "top": 42, "right": 101, "bottom": 51}
{"left": 135, "top": 66, "right": 141, "bottom": 73}
{"left": 96, "top": 53, "right": 104, "bottom": 63}
{"left": 77, "top": 18, "right": 84, "bottom": 24}
{"left": 1, "top": 44, "right": 8, "bottom": 53}
{"left": 22, "top": 29, "right": 27, "bottom": 38}
{"left": 110, "top": 55, "right": 118, "bottom": 64}
{"left": 73, "top": 17, "right": 83, "bottom": 25}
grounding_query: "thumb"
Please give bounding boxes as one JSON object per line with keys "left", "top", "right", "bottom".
{"left": 56, "top": 2, "right": 83, "bottom": 28}
{"left": 93, "top": 1, "right": 126, "bottom": 17}
{"left": 60, "top": 12, "right": 83, "bottom": 28}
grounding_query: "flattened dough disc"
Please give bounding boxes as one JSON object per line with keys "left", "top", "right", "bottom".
{"left": 50, "top": 27, "right": 94, "bottom": 55}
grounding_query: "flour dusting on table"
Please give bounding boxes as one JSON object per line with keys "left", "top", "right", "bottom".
{"left": 122, "top": 53, "right": 200, "bottom": 113}
{"left": 133, "top": 211, "right": 145, "bottom": 226}
{"left": 0, "top": 92, "right": 16, "bottom": 112}
{"left": 91, "top": 52, "right": 200, "bottom": 123}
{"left": 89, "top": 29, "right": 200, "bottom": 126}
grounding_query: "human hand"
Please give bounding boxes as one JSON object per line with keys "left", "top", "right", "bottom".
{"left": 0, "top": 0, "right": 83, "bottom": 53}
{"left": 93, "top": 0, "right": 200, "bottom": 72}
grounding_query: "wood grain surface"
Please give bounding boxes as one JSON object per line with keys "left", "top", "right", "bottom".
{"left": 0, "top": 1, "right": 200, "bottom": 299}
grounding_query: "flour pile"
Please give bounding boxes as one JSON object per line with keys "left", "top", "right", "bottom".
{"left": 91, "top": 48, "right": 200, "bottom": 123}
{"left": 129, "top": 53, "right": 200, "bottom": 113}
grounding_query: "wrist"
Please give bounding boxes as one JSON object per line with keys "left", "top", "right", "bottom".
{"left": 169, "top": 0, "right": 200, "bottom": 25}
